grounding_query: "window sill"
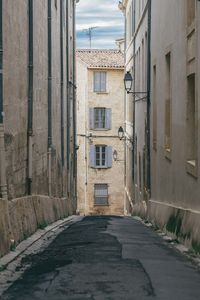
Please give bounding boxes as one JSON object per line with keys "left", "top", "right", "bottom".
{"left": 94, "top": 203, "right": 109, "bottom": 207}
{"left": 91, "top": 128, "right": 110, "bottom": 131}
{"left": 165, "top": 147, "right": 171, "bottom": 161}
{"left": 94, "top": 91, "right": 109, "bottom": 95}
{"left": 91, "top": 166, "right": 111, "bottom": 169}
{"left": 186, "top": 160, "right": 198, "bottom": 178}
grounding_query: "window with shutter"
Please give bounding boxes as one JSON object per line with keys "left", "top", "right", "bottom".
{"left": 90, "top": 145, "right": 112, "bottom": 168}
{"left": 94, "top": 184, "right": 108, "bottom": 205}
{"left": 95, "top": 145, "right": 106, "bottom": 167}
{"left": 93, "top": 71, "right": 107, "bottom": 92}
{"left": 92, "top": 108, "right": 111, "bottom": 130}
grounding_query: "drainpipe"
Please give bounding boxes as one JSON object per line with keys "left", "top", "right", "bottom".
{"left": 27, "top": 0, "right": 33, "bottom": 195}
{"left": 48, "top": 0, "right": 52, "bottom": 196}
{"left": 66, "top": 0, "right": 71, "bottom": 201}
{"left": 146, "top": 0, "right": 151, "bottom": 197}
{"left": 124, "top": 5, "right": 127, "bottom": 215}
{"left": 60, "top": 0, "right": 64, "bottom": 169}
{"left": 72, "top": 0, "right": 77, "bottom": 209}
{"left": 0, "top": 0, "right": 7, "bottom": 200}
{"left": 66, "top": 0, "right": 70, "bottom": 173}
{"left": 132, "top": 0, "right": 136, "bottom": 184}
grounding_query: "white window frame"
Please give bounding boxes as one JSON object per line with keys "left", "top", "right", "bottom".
{"left": 93, "top": 71, "right": 107, "bottom": 92}
{"left": 94, "top": 108, "right": 106, "bottom": 129}
{"left": 95, "top": 145, "right": 106, "bottom": 167}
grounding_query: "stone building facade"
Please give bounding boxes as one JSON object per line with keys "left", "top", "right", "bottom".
{"left": 120, "top": 0, "right": 200, "bottom": 251}
{"left": 149, "top": 0, "right": 200, "bottom": 251}
{"left": 119, "top": 0, "right": 150, "bottom": 215}
{"left": 0, "top": 0, "right": 78, "bottom": 256}
{"left": 76, "top": 49, "right": 125, "bottom": 215}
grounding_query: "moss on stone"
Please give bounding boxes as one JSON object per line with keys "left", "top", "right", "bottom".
{"left": 0, "top": 265, "right": 6, "bottom": 272}
{"left": 192, "top": 240, "right": 200, "bottom": 254}
{"left": 166, "top": 211, "right": 182, "bottom": 237}
{"left": 38, "top": 221, "right": 48, "bottom": 230}
{"left": 166, "top": 214, "right": 177, "bottom": 234}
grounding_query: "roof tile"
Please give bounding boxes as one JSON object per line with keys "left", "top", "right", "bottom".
{"left": 76, "top": 49, "right": 124, "bottom": 69}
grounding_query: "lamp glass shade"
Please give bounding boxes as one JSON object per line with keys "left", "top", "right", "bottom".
{"left": 124, "top": 71, "right": 133, "bottom": 92}
{"left": 113, "top": 150, "right": 118, "bottom": 161}
{"left": 118, "top": 126, "right": 124, "bottom": 140}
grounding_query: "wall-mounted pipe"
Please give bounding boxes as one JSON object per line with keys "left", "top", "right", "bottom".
{"left": 27, "top": 0, "right": 33, "bottom": 195}
{"left": 48, "top": 0, "right": 52, "bottom": 196}
{"left": 0, "top": 0, "right": 3, "bottom": 125}
{"left": 66, "top": 0, "right": 70, "bottom": 173}
{"left": 146, "top": 0, "right": 151, "bottom": 197}
{"left": 60, "top": 0, "right": 64, "bottom": 168}
{"left": 72, "top": 0, "right": 77, "bottom": 208}
{"left": 0, "top": 0, "right": 8, "bottom": 200}
{"left": 132, "top": 0, "right": 136, "bottom": 183}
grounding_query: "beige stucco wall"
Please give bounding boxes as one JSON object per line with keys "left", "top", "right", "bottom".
{"left": 77, "top": 59, "right": 125, "bottom": 215}
{"left": 149, "top": 0, "right": 200, "bottom": 249}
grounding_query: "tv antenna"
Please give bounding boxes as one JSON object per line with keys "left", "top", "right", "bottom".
{"left": 83, "top": 26, "right": 99, "bottom": 49}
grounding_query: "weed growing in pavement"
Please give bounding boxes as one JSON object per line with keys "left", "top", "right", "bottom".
{"left": 0, "top": 264, "right": 5, "bottom": 272}
{"left": 38, "top": 221, "right": 48, "bottom": 230}
{"left": 192, "top": 240, "right": 200, "bottom": 254}
{"left": 23, "top": 233, "right": 29, "bottom": 240}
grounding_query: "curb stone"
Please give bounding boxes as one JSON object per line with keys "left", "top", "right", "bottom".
{"left": 132, "top": 216, "right": 200, "bottom": 269}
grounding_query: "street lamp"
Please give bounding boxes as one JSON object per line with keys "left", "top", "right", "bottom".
{"left": 124, "top": 71, "right": 148, "bottom": 96}
{"left": 118, "top": 126, "right": 125, "bottom": 140}
{"left": 124, "top": 71, "right": 133, "bottom": 93}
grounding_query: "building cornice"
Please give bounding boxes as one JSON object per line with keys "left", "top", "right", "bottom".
{"left": 88, "top": 66, "right": 124, "bottom": 70}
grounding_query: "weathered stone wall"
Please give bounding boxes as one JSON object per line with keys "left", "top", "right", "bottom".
{"left": 3, "top": 0, "right": 28, "bottom": 199}
{"left": 2, "top": 0, "right": 76, "bottom": 200}
{"left": 0, "top": 195, "right": 72, "bottom": 257}
{"left": 0, "top": 0, "right": 77, "bottom": 257}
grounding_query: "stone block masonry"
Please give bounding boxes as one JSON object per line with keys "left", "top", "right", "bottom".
{"left": 0, "top": 195, "right": 73, "bottom": 257}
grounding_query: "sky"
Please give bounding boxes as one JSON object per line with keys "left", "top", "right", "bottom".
{"left": 76, "top": 0, "right": 124, "bottom": 49}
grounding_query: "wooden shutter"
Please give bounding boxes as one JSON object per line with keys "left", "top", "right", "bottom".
{"left": 94, "top": 72, "right": 100, "bottom": 92}
{"left": 89, "top": 108, "right": 94, "bottom": 129}
{"left": 90, "top": 145, "right": 96, "bottom": 168}
{"left": 100, "top": 72, "right": 106, "bottom": 92}
{"left": 106, "top": 146, "right": 112, "bottom": 168}
{"left": 105, "top": 108, "right": 111, "bottom": 129}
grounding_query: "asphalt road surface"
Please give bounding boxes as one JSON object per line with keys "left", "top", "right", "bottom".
{"left": 2, "top": 216, "right": 200, "bottom": 300}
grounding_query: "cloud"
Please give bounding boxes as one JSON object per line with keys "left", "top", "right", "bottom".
{"left": 76, "top": 0, "right": 124, "bottom": 49}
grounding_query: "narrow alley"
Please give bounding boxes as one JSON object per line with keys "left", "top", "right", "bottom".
{"left": 1, "top": 216, "right": 200, "bottom": 300}
{"left": 0, "top": 0, "right": 200, "bottom": 299}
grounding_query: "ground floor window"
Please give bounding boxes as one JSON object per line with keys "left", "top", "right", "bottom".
{"left": 94, "top": 184, "right": 108, "bottom": 205}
